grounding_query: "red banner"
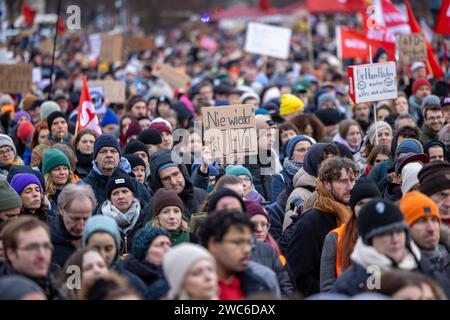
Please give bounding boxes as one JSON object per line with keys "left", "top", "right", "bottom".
{"left": 435, "top": 0, "right": 450, "bottom": 35}
{"left": 307, "top": 0, "right": 368, "bottom": 13}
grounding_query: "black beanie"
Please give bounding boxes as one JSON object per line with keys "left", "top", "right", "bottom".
{"left": 315, "top": 109, "right": 342, "bottom": 126}
{"left": 47, "top": 111, "right": 67, "bottom": 130}
{"left": 123, "top": 154, "right": 145, "bottom": 169}
{"left": 208, "top": 188, "right": 246, "bottom": 213}
{"left": 349, "top": 178, "right": 381, "bottom": 211}
{"left": 105, "top": 169, "right": 136, "bottom": 199}
{"left": 123, "top": 140, "right": 148, "bottom": 158}
{"left": 357, "top": 198, "right": 408, "bottom": 245}
{"left": 138, "top": 128, "right": 162, "bottom": 145}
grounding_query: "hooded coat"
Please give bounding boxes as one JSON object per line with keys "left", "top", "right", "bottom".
{"left": 50, "top": 214, "right": 79, "bottom": 268}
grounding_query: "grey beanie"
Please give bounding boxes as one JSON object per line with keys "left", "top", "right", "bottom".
{"left": 318, "top": 93, "right": 337, "bottom": 109}
{"left": 40, "top": 101, "right": 61, "bottom": 120}
{"left": 0, "top": 134, "right": 16, "bottom": 157}
{"left": 0, "top": 275, "right": 45, "bottom": 300}
{"left": 0, "top": 94, "right": 14, "bottom": 107}
{"left": 421, "top": 95, "right": 441, "bottom": 110}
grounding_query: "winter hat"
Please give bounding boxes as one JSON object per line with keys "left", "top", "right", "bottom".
{"left": 418, "top": 162, "right": 450, "bottom": 196}
{"left": 151, "top": 117, "right": 173, "bottom": 131}
{"left": 280, "top": 94, "right": 304, "bottom": 116}
{"left": 46, "top": 111, "right": 67, "bottom": 130}
{"left": 124, "top": 120, "right": 142, "bottom": 141}
{"left": 1, "top": 104, "right": 14, "bottom": 114}
{"left": 152, "top": 188, "right": 183, "bottom": 217}
{"left": 39, "top": 101, "right": 61, "bottom": 120}
{"left": 123, "top": 154, "right": 145, "bottom": 170}
{"left": 83, "top": 215, "right": 121, "bottom": 262}
{"left": 395, "top": 153, "right": 428, "bottom": 176}
{"left": 317, "top": 93, "right": 337, "bottom": 109}
{"left": 127, "top": 95, "right": 146, "bottom": 111}
{"left": 0, "top": 94, "right": 14, "bottom": 107}
{"left": 17, "top": 121, "right": 34, "bottom": 142}
{"left": 42, "top": 149, "right": 71, "bottom": 175}
{"left": 421, "top": 95, "right": 441, "bottom": 110}
{"left": 366, "top": 121, "right": 392, "bottom": 145}
{"left": 424, "top": 140, "right": 446, "bottom": 160}
{"left": 241, "top": 92, "right": 260, "bottom": 105}
{"left": 10, "top": 173, "right": 42, "bottom": 195}
{"left": 101, "top": 109, "right": 119, "bottom": 127}
{"left": 358, "top": 199, "right": 408, "bottom": 245}
{"left": 0, "top": 180, "right": 22, "bottom": 212}
{"left": 172, "top": 102, "right": 193, "bottom": 121}
{"left": 22, "top": 94, "right": 39, "bottom": 112}
{"left": 163, "top": 243, "right": 215, "bottom": 297}
{"left": 105, "top": 169, "right": 136, "bottom": 199}
{"left": 149, "top": 122, "right": 172, "bottom": 135}
{"left": 400, "top": 191, "right": 441, "bottom": 227}
{"left": 131, "top": 227, "right": 171, "bottom": 261}
{"left": 349, "top": 178, "right": 381, "bottom": 211}
{"left": 93, "top": 134, "right": 121, "bottom": 159}
{"left": 395, "top": 139, "right": 423, "bottom": 157}
{"left": 225, "top": 165, "right": 251, "bottom": 179}
{"left": 138, "top": 128, "right": 162, "bottom": 145}
{"left": 0, "top": 275, "right": 45, "bottom": 300}
{"left": 7, "top": 166, "right": 45, "bottom": 192}
{"left": 401, "top": 162, "right": 423, "bottom": 194}
{"left": 412, "top": 78, "right": 432, "bottom": 95}
{"left": 411, "top": 61, "right": 426, "bottom": 72}
{"left": 302, "top": 143, "right": 328, "bottom": 177}
{"left": 245, "top": 200, "right": 269, "bottom": 222}
{"left": 285, "top": 135, "right": 313, "bottom": 159}
{"left": 123, "top": 139, "right": 148, "bottom": 157}
{"left": 255, "top": 114, "right": 276, "bottom": 130}
{"left": 13, "top": 111, "right": 31, "bottom": 124}
{"left": 0, "top": 134, "right": 17, "bottom": 156}
{"left": 262, "top": 87, "right": 281, "bottom": 104}
{"left": 207, "top": 188, "right": 246, "bottom": 213}
{"left": 315, "top": 109, "right": 341, "bottom": 126}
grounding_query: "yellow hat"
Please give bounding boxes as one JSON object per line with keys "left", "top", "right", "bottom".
{"left": 280, "top": 94, "right": 304, "bottom": 116}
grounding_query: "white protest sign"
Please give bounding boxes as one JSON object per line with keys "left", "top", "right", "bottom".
{"left": 244, "top": 22, "right": 292, "bottom": 60}
{"left": 88, "top": 85, "right": 107, "bottom": 114}
{"left": 348, "top": 61, "right": 398, "bottom": 104}
{"left": 32, "top": 67, "right": 42, "bottom": 83}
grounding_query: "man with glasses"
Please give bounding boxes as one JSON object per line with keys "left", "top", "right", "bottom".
{"left": 285, "top": 157, "right": 357, "bottom": 297}
{"left": 0, "top": 216, "right": 66, "bottom": 299}
{"left": 419, "top": 95, "right": 445, "bottom": 145}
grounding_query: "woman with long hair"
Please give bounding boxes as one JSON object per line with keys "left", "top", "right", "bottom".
{"left": 73, "top": 129, "right": 96, "bottom": 179}
{"left": 290, "top": 113, "right": 325, "bottom": 143}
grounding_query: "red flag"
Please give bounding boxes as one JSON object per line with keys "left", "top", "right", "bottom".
{"left": 404, "top": 0, "right": 444, "bottom": 80}
{"left": 22, "top": 5, "right": 37, "bottom": 27}
{"left": 307, "top": 0, "right": 367, "bottom": 13}
{"left": 258, "top": 0, "right": 275, "bottom": 13}
{"left": 435, "top": 0, "right": 450, "bottom": 35}
{"left": 76, "top": 76, "right": 102, "bottom": 136}
{"left": 57, "top": 16, "right": 66, "bottom": 34}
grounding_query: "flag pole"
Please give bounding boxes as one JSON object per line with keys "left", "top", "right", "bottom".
{"left": 307, "top": 13, "right": 314, "bottom": 67}
{"left": 369, "top": 44, "right": 378, "bottom": 145}
{"left": 47, "top": 0, "right": 61, "bottom": 100}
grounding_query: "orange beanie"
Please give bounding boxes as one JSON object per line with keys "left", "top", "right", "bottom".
{"left": 400, "top": 191, "right": 441, "bottom": 227}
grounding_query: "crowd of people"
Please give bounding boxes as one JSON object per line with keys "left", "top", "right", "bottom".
{"left": 0, "top": 6, "right": 449, "bottom": 301}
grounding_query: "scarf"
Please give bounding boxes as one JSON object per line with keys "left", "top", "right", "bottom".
{"left": 76, "top": 151, "right": 93, "bottom": 168}
{"left": 101, "top": 199, "right": 141, "bottom": 235}
{"left": 313, "top": 180, "right": 352, "bottom": 226}
{"left": 283, "top": 158, "right": 303, "bottom": 177}
{"left": 168, "top": 227, "right": 190, "bottom": 246}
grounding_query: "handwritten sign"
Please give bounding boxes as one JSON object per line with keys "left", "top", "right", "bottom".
{"left": 87, "top": 80, "right": 126, "bottom": 103}
{"left": 100, "top": 34, "right": 124, "bottom": 63}
{"left": 396, "top": 34, "right": 427, "bottom": 66}
{"left": 244, "top": 22, "right": 292, "bottom": 60}
{"left": 202, "top": 104, "right": 258, "bottom": 159}
{"left": 0, "top": 64, "right": 32, "bottom": 93}
{"left": 348, "top": 62, "right": 398, "bottom": 104}
{"left": 128, "top": 37, "right": 154, "bottom": 52}
{"left": 152, "top": 63, "right": 191, "bottom": 91}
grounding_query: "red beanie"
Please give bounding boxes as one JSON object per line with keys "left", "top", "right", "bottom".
{"left": 150, "top": 122, "right": 172, "bottom": 135}
{"left": 245, "top": 200, "right": 270, "bottom": 222}
{"left": 412, "top": 78, "right": 432, "bottom": 94}
{"left": 17, "top": 121, "right": 34, "bottom": 142}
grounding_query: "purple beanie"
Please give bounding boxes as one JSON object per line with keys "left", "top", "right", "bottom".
{"left": 13, "top": 111, "right": 31, "bottom": 124}
{"left": 10, "top": 173, "right": 42, "bottom": 195}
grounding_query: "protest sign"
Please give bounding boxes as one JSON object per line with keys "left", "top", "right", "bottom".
{"left": 152, "top": 63, "right": 191, "bottom": 91}
{"left": 348, "top": 61, "right": 398, "bottom": 104}
{"left": 396, "top": 34, "right": 427, "bottom": 66}
{"left": 127, "top": 37, "right": 154, "bottom": 52}
{"left": 32, "top": 67, "right": 42, "bottom": 83}
{"left": 202, "top": 104, "right": 258, "bottom": 159}
{"left": 0, "top": 64, "right": 32, "bottom": 93}
{"left": 88, "top": 85, "right": 107, "bottom": 114}
{"left": 244, "top": 22, "right": 292, "bottom": 60}
{"left": 87, "top": 80, "right": 126, "bottom": 103}
{"left": 100, "top": 34, "right": 124, "bottom": 63}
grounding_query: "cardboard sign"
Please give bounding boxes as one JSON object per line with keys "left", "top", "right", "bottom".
{"left": 202, "top": 104, "right": 258, "bottom": 159}
{"left": 244, "top": 22, "right": 292, "bottom": 60}
{"left": 128, "top": 37, "right": 154, "bottom": 52}
{"left": 100, "top": 34, "right": 124, "bottom": 63}
{"left": 40, "top": 39, "right": 54, "bottom": 54}
{"left": 87, "top": 80, "right": 126, "bottom": 103}
{"left": 0, "top": 64, "right": 32, "bottom": 93}
{"left": 396, "top": 34, "right": 427, "bottom": 66}
{"left": 348, "top": 62, "right": 398, "bottom": 104}
{"left": 152, "top": 63, "right": 191, "bottom": 90}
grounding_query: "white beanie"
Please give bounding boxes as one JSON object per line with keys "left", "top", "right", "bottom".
{"left": 163, "top": 243, "right": 215, "bottom": 297}
{"left": 0, "top": 134, "right": 16, "bottom": 156}
{"left": 262, "top": 87, "right": 281, "bottom": 104}
{"left": 401, "top": 162, "right": 423, "bottom": 194}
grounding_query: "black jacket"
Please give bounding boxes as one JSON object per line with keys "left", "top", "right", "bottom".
{"left": 239, "top": 265, "right": 274, "bottom": 298}
{"left": 122, "top": 254, "right": 163, "bottom": 287}
{"left": 145, "top": 149, "right": 207, "bottom": 222}
{"left": 112, "top": 260, "right": 148, "bottom": 296}
{"left": 75, "top": 151, "right": 93, "bottom": 179}
{"left": 244, "top": 152, "right": 274, "bottom": 202}
{"left": 50, "top": 214, "right": 78, "bottom": 268}
{"left": 285, "top": 208, "right": 338, "bottom": 297}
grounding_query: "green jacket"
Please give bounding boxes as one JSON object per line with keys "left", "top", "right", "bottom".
{"left": 420, "top": 124, "right": 439, "bottom": 145}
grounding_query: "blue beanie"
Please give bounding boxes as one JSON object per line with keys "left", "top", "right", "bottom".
{"left": 225, "top": 165, "right": 252, "bottom": 179}
{"left": 285, "top": 135, "right": 313, "bottom": 159}
{"left": 131, "top": 227, "right": 171, "bottom": 261}
{"left": 10, "top": 173, "right": 42, "bottom": 195}
{"left": 83, "top": 215, "right": 121, "bottom": 262}
{"left": 101, "top": 108, "right": 119, "bottom": 127}
{"left": 93, "top": 134, "right": 121, "bottom": 159}
{"left": 395, "top": 138, "right": 423, "bottom": 157}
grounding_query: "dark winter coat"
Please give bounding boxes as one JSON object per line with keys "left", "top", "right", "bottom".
{"left": 75, "top": 151, "right": 93, "bottom": 179}
{"left": 122, "top": 254, "right": 164, "bottom": 287}
{"left": 50, "top": 214, "right": 79, "bottom": 268}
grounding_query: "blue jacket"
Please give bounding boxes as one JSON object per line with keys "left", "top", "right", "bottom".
{"left": 271, "top": 169, "right": 292, "bottom": 202}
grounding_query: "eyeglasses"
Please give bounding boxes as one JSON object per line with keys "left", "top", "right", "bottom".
{"left": 17, "top": 243, "right": 54, "bottom": 253}
{"left": 428, "top": 116, "right": 444, "bottom": 122}
{"left": 222, "top": 238, "right": 255, "bottom": 248}
{"left": 0, "top": 148, "right": 12, "bottom": 157}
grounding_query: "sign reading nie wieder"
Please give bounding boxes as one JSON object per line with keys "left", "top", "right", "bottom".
{"left": 348, "top": 61, "right": 398, "bottom": 104}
